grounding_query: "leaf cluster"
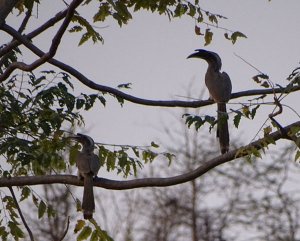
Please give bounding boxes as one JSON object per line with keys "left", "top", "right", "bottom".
{"left": 0, "top": 70, "right": 105, "bottom": 176}
{"left": 69, "top": 141, "right": 174, "bottom": 177}
{"left": 68, "top": 0, "right": 246, "bottom": 45}
{"left": 74, "top": 219, "right": 113, "bottom": 241}
{"left": 183, "top": 113, "right": 216, "bottom": 132}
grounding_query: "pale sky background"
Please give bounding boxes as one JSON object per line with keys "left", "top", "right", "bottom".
{"left": 4, "top": 0, "right": 300, "bottom": 178}
{"left": 2, "top": 1, "right": 300, "bottom": 239}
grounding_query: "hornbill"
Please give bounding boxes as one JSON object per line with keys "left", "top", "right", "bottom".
{"left": 70, "top": 133, "right": 100, "bottom": 219}
{"left": 187, "top": 49, "right": 232, "bottom": 154}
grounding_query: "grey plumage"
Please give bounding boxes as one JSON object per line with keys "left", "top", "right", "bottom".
{"left": 72, "top": 133, "right": 100, "bottom": 219}
{"left": 187, "top": 49, "right": 232, "bottom": 154}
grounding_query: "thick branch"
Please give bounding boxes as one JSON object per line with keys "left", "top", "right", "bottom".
{"left": 1, "top": 121, "right": 299, "bottom": 189}
{"left": 1, "top": 23, "right": 300, "bottom": 108}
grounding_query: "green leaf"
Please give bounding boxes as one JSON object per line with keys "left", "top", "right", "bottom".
{"left": 263, "top": 126, "right": 272, "bottom": 136}
{"left": 77, "top": 226, "right": 92, "bottom": 241}
{"left": 151, "top": 141, "right": 159, "bottom": 148}
{"left": 0, "top": 226, "right": 9, "bottom": 240}
{"left": 251, "top": 147, "right": 262, "bottom": 159}
{"left": 174, "top": 3, "right": 188, "bottom": 17}
{"left": 38, "top": 200, "right": 47, "bottom": 219}
{"left": 72, "top": 14, "right": 103, "bottom": 45}
{"left": 76, "top": 98, "right": 85, "bottom": 110}
{"left": 47, "top": 205, "right": 56, "bottom": 218}
{"left": 208, "top": 14, "right": 218, "bottom": 24}
{"left": 231, "top": 31, "right": 247, "bottom": 44}
{"left": 242, "top": 106, "right": 250, "bottom": 118}
{"left": 90, "top": 230, "right": 99, "bottom": 241}
{"left": 131, "top": 147, "right": 140, "bottom": 157}
{"left": 32, "top": 194, "right": 39, "bottom": 207}
{"left": 74, "top": 220, "right": 86, "bottom": 233}
{"left": 261, "top": 81, "right": 270, "bottom": 88}
{"left": 93, "top": 3, "right": 111, "bottom": 22}
{"left": 164, "top": 152, "right": 175, "bottom": 166}
{"left": 8, "top": 221, "right": 25, "bottom": 239}
{"left": 233, "top": 112, "right": 242, "bottom": 128}
{"left": 204, "top": 29, "right": 213, "bottom": 46}
{"left": 250, "top": 105, "right": 260, "bottom": 119}
{"left": 20, "top": 186, "right": 31, "bottom": 202}
{"left": 187, "top": 3, "right": 196, "bottom": 17}
{"left": 69, "top": 25, "right": 83, "bottom": 33}
{"left": 224, "top": 32, "right": 231, "bottom": 40}
{"left": 106, "top": 152, "right": 116, "bottom": 171}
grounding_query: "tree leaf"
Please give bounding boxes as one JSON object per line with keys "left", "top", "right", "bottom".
{"left": 231, "top": 31, "right": 247, "bottom": 44}
{"left": 74, "top": 220, "right": 86, "bottom": 233}
{"left": 233, "top": 112, "right": 242, "bottom": 128}
{"left": 20, "top": 186, "right": 31, "bottom": 202}
{"left": 151, "top": 141, "right": 159, "bottom": 148}
{"left": 77, "top": 226, "right": 92, "bottom": 241}
{"left": 38, "top": 200, "right": 47, "bottom": 219}
{"left": 204, "top": 29, "right": 213, "bottom": 46}
{"left": 8, "top": 221, "right": 24, "bottom": 239}
{"left": 194, "top": 25, "right": 203, "bottom": 35}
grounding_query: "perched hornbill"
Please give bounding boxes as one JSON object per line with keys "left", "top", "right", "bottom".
{"left": 70, "top": 133, "right": 100, "bottom": 219}
{"left": 187, "top": 49, "right": 232, "bottom": 154}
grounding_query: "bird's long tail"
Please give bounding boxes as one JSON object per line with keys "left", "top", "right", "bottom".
{"left": 82, "top": 175, "right": 95, "bottom": 219}
{"left": 217, "top": 103, "right": 229, "bottom": 154}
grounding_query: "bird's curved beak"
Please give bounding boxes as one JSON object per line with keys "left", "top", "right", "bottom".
{"left": 187, "top": 52, "right": 201, "bottom": 59}
{"left": 187, "top": 49, "right": 208, "bottom": 59}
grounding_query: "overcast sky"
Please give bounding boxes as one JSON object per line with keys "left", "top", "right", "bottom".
{"left": 63, "top": 1, "right": 300, "bottom": 150}
{"left": 4, "top": 0, "right": 300, "bottom": 176}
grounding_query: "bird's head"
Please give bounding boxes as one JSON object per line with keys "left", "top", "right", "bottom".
{"left": 187, "top": 49, "right": 222, "bottom": 71}
{"left": 69, "top": 133, "right": 95, "bottom": 152}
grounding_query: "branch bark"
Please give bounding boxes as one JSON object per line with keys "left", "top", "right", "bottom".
{"left": 1, "top": 20, "right": 300, "bottom": 107}
{"left": 0, "top": 0, "right": 83, "bottom": 81}
{"left": 1, "top": 121, "right": 299, "bottom": 190}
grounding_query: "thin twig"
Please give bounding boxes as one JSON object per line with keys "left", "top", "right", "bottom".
{"left": 8, "top": 187, "right": 35, "bottom": 241}
{"left": 58, "top": 217, "right": 70, "bottom": 241}
{"left": 18, "top": 9, "right": 32, "bottom": 33}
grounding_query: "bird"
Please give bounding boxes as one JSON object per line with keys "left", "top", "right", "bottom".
{"left": 187, "top": 49, "right": 232, "bottom": 154}
{"left": 70, "top": 133, "right": 100, "bottom": 219}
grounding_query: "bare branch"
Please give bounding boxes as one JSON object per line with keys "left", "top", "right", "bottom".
{"left": 1, "top": 121, "right": 299, "bottom": 190}
{"left": 0, "top": 9, "right": 68, "bottom": 59}
{"left": 1, "top": 22, "right": 300, "bottom": 108}
{"left": 9, "top": 186, "right": 35, "bottom": 241}
{"left": 17, "top": 9, "right": 32, "bottom": 34}
{"left": 0, "top": 0, "right": 83, "bottom": 81}
{"left": 58, "top": 217, "right": 70, "bottom": 241}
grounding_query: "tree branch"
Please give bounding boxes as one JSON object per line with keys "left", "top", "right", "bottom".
{"left": 0, "top": 9, "right": 68, "bottom": 59}
{"left": 1, "top": 21, "right": 300, "bottom": 108}
{"left": 17, "top": 9, "right": 32, "bottom": 34}
{"left": 1, "top": 121, "right": 299, "bottom": 190}
{"left": 0, "top": 0, "right": 82, "bottom": 81}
